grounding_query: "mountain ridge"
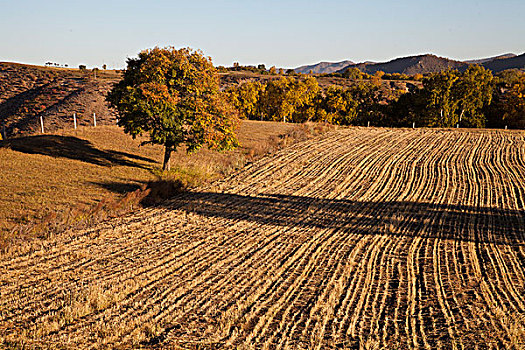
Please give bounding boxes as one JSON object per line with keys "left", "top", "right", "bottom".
{"left": 465, "top": 53, "right": 517, "bottom": 64}
{"left": 294, "top": 60, "right": 355, "bottom": 74}
{"left": 294, "top": 52, "right": 525, "bottom": 75}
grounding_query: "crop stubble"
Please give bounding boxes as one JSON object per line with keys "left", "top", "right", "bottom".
{"left": 0, "top": 127, "right": 524, "bottom": 349}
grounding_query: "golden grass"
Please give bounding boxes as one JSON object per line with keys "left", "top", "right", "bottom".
{"left": 0, "top": 120, "right": 333, "bottom": 252}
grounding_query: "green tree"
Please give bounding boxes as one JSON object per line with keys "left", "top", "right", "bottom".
{"left": 348, "top": 82, "right": 382, "bottom": 124}
{"left": 388, "top": 67, "right": 494, "bottom": 128}
{"left": 453, "top": 65, "right": 493, "bottom": 127}
{"left": 422, "top": 70, "right": 460, "bottom": 127}
{"left": 107, "top": 47, "right": 239, "bottom": 171}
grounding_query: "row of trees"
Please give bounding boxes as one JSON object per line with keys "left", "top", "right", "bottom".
{"left": 227, "top": 76, "right": 381, "bottom": 125}
{"left": 217, "top": 63, "right": 299, "bottom": 76}
{"left": 227, "top": 66, "right": 525, "bottom": 129}
{"left": 389, "top": 66, "right": 493, "bottom": 127}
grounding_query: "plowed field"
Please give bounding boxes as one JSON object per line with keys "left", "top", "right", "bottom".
{"left": 1, "top": 127, "right": 525, "bottom": 349}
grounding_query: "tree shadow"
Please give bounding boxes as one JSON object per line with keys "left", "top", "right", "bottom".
{"left": 0, "top": 135, "right": 157, "bottom": 168}
{"left": 92, "top": 181, "right": 145, "bottom": 194}
{"left": 93, "top": 179, "right": 184, "bottom": 206}
{"left": 153, "top": 191, "right": 525, "bottom": 245}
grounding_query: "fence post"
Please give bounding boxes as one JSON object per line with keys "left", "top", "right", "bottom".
{"left": 73, "top": 113, "right": 77, "bottom": 129}
{"left": 93, "top": 113, "right": 97, "bottom": 127}
{"left": 40, "top": 116, "right": 44, "bottom": 133}
{"left": 367, "top": 121, "right": 370, "bottom": 127}
{"left": 412, "top": 122, "right": 415, "bottom": 129}
{"left": 505, "top": 125, "right": 508, "bottom": 130}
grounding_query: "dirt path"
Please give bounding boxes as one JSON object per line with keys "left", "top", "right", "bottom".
{"left": 1, "top": 127, "right": 524, "bottom": 349}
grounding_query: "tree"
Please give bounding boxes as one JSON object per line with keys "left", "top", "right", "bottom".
{"left": 342, "top": 68, "right": 363, "bottom": 80}
{"left": 259, "top": 76, "right": 320, "bottom": 123}
{"left": 501, "top": 75, "right": 525, "bottom": 128}
{"left": 452, "top": 65, "right": 493, "bottom": 127}
{"left": 102, "top": 64, "right": 107, "bottom": 70}
{"left": 387, "top": 67, "right": 494, "bottom": 128}
{"left": 422, "top": 70, "right": 460, "bottom": 127}
{"left": 107, "top": 47, "right": 239, "bottom": 171}
{"left": 322, "top": 86, "right": 358, "bottom": 125}
{"left": 227, "top": 81, "right": 264, "bottom": 119}
{"left": 371, "top": 70, "right": 384, "bottom": 87}
{"left": 79, "top": 65, "right": 86, "bottom": 70}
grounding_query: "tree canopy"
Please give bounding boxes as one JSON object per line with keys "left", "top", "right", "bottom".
{"left": 107, "top": 47, "right": 239, "bottom": 171}
{"left": 224, "top": 65, "right": 522, "bottom": 130}
{"left": 388, "top": 66, "right": 494, "bottom": 127}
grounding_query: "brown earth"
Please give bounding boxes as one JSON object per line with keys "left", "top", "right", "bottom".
{"left": 0, "top": 62, "right": 120, "bottom": 137}
{"left": 1, "top": 127, "right": 524, "bottom": 349}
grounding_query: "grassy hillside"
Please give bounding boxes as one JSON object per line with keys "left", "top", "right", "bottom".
{"left": 0, "top": 62, "right": 121, "bottom": 136}
{"left": 0, "top": 121, "right": 334, "bottom": 250}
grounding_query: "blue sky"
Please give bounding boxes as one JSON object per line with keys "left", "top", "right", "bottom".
{"left": 1, "top": 0, "right": 524, "bottom": 69}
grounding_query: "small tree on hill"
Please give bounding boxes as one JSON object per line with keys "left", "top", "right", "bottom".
{"left": 107, "top": 47, "right": 239, "bottom": 171}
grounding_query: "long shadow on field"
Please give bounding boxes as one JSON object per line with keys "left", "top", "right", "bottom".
{"left": 0, "top": 135, "right": 156, "bottom": 168}
{"left": 163, "top": 191, "right": 525, "bottom": 245}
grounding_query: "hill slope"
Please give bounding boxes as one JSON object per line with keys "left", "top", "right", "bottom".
{"left": 1, "top": 127, "right": 524, "bottom": 348}
{"left": 465, "top": 53, "right": 517, "bottom": 64}
{"left": 294, "top": 60, "right": 355, "bottom": 74}
{"left": 339, "top": 54, "right": 469, "bottom": 75}
{"left": 0, "top": 62, "right": 120, "bottom": 137}
{"left": 482, "top": 52, "right": 525, "bottom": 72}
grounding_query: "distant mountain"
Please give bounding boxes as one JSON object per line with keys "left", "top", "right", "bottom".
{"left": 338, "top": 54, "right": 469, "bottom": 75}
{"left": 294, "top": 60, "right": 354, "bottom": 74}
{"left": 481, "top": 53, "right": 525, "bottom": 72}
{"left": 465, "top": 53, "right": 516, "bottom": 64}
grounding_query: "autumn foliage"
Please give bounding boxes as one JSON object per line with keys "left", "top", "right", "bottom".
{"left": 107, "top": 47, "right": 239, "bottom": 170}
{"left": 226, "top": 65, "right": 524, "bottom": 129}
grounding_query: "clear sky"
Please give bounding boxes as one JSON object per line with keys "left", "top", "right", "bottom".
{"left": 1, "top": 0, "right": 524, "bottom": 69}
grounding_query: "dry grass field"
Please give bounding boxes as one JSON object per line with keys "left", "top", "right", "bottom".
{"left": 0, "top": 120, "right": 310, "bottom": 248}
{"left": 1, "top": 127, "right": 525, "bottom": 349}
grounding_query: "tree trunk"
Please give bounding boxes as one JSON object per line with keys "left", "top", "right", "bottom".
{"left": 163, "top": 146, "right": 172, "bottom": 171}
